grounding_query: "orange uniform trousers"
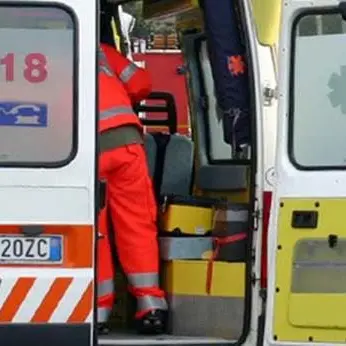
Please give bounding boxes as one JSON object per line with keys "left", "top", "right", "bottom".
{"left": 97, "top": 142, "right": 167, "bottom": 321}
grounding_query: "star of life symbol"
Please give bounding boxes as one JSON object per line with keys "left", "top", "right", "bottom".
{"left": 328, "top": 65, "right": 346, "bottom": 114}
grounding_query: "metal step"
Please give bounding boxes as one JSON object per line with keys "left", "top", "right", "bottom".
{"left": 98, "top": 331, "right": 231, "bottom": 345}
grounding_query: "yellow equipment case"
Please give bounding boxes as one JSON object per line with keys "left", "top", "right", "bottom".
{"left": 159, "top": 196, "right": 250, "bottom": 338}
{"left": 162, "top": 260, "right": 245, "bottom": 339}
{"left": 160, "top": 195, "right": 217, "bottom": 236}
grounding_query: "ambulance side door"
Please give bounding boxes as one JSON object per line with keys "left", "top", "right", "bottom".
{"left": 0, "top": 1, "right": 97, "bottom": 346}
{"left": 265, "top": 1, "right": 346, "bottom": 346}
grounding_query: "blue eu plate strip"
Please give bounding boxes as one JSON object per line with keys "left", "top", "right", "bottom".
{"left": 49, "top": 236, "right": 62, "bottom": 262}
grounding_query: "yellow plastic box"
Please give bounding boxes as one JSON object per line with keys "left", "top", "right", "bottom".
{"left": 162, "top": 260, "right": 246, "bottom": 339}
{"left": 160, "top": 195, "right": 218, "bottom": 235}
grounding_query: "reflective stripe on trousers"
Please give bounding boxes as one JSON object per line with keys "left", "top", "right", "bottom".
{"left": 98, "top": 279, "right": 114, "bottom": 297}
{"left": 128, "top": 273, "right": 168, "bottom": 312}
{"left": 100, "top": 106, "right": 134, "bottom": 120}
{"left": 98, "top": 307, "right": 112, "bottom": 323}
{"left": 137, "top": 296, "right": 168, "bottom": 312}
{"left": 127, "top": 272, "right": 159, "bottom": 288}
{"left": 119, "top": 62, "right": 138, "bottom": 83}
{"left": 98, "top": 279, "right": 115, "bottom": 323}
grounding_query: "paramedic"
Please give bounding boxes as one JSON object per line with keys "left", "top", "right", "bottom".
{"left": 97, "top": 5, "right": 168, "bottom": 335}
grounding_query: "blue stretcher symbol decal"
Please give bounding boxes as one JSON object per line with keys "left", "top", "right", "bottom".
{"left": 0, "top": 101, "right": 48, "bottom": 127}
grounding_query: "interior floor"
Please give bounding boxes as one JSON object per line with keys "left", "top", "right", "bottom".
{"left": 99, "top": 331, "right": 231, "bottom": 345}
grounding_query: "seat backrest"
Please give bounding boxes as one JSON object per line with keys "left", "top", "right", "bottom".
{"left": 160, "top": 134, "right": 194, "bottom": 196}
{"left": 144, "top": 133, "right": 157, "bottom": 178}
{"left": 144, "top": 133, "right": 194, "bottom": 199}
{"left": 139, "top": 93, "right": 193, "bottom": 198}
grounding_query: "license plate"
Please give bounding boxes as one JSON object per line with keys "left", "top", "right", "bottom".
{"left": 0, "top": 235, "right": 62, "bottom": 264}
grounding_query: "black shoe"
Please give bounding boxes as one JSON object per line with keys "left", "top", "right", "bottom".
{"left": 97, "top": 323, "right": 110, "bottom": 335}
{"left": 136, "top": 310, "right": 167, "bottom": 335}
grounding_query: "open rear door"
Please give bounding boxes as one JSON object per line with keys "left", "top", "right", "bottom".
{"left": 0, "top": 1, "right": 97, "bottom": 346}
{"left": 265, "top": 1, "right": 346, "bottom": 345}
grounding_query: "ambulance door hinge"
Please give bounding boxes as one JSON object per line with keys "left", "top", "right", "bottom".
{"left": 263, "top": 81, "right": 277, "bottom": 107}
{"left": 259, "top": 287, "right": 267, "bottom": 302}
{"left": 251, "top": 273, "right": 259, "bottom": 286}
{"left": 251, "top": 248, "right": 256, "bottom": 262}
{"left": 252, "top": 199, "right": 261, "bottom": 231}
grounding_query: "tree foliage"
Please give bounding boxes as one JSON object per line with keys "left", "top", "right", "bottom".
{"left": 122, "top": 0, "right": 176, "bottom": 38}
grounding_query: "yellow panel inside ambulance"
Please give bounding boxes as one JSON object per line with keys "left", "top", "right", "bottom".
{"left": 251, "top": 0, "right": 281, "bottom": 46}
{"left": 102, "top": 0, "right": 256, "bottom": 342}
{"left": 272, "top": 9, "right": 346, "bottom": 343}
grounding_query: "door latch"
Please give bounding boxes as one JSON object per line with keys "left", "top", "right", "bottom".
{"left": 263, "top": 81, "right": 277, "bottom": 106}
{"left": 328, "top": 234, "right": 338, "bottom": 248}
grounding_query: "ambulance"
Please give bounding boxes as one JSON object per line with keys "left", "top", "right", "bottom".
{"left": 1, "top": 0, "right": 338, "bottom": 346}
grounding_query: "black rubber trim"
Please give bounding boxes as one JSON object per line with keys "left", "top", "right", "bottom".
{"left": 99, "top": 342, "right": 236, "bottom": 346}
{"left": 256, "top": 313, "right": 265, "bottom": 346}
{"left": 235, "top": 1, "right": 260, "bottom": 345}
{"left": 152, "top": 133, "right": 171, "bottom": 202}
{"left": 0, "top": 324, "right": 90, "bottom": 346}
{"left": 0, "top": 2, "right": 79, "bottom": 168}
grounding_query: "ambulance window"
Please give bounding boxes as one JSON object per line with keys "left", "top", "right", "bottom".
{"left": 298, "top": 14, "right": 345, "bottom": 36}
{"left": 290, "top": 12, "right": 346, "bottom": 168}
{"left": 198, "top": 41, "right": 233, "bottom": 161}
{"left": 0, "top": 6, "right": 76, "bottom": 167}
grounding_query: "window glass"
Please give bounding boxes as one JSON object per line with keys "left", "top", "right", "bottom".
{"left": 291, "top": 13, "right": 346, "bottom": 167}
{"left": 199, "top": 41, "right": 233, "bottom": 160}
{"left": 0, "top": 6, "right": 75, "bottom": 166}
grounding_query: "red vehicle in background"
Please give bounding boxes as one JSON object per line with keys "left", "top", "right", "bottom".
{"left": 133, "top": 47, "right": 190, "bottom": 136}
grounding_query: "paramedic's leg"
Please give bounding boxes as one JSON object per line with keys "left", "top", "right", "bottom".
{"left": 104, "top": 143, "right": 168, "bottom": 334}
{"left": 97, "top": 205, "right": 116, "bottom": 334}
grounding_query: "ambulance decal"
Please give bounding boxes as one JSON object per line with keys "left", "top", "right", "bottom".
{"left": 0, "top": 274, "right": 93, "bottom": 323}
{"left": 0, "top": 102, "right": 48, "bottom": 127}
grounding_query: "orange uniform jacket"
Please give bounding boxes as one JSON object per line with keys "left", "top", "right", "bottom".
{"left": 100, "top": 42, "right": 152, "bottom": 105}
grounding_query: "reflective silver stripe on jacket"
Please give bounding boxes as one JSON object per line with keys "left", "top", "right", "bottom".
{"left": 98, "top": 279, "right": 114, "bottom": 298}
{"left": 119, "top": 62, "right": 138, "bottom": 83}
{"left": 98, "top": 307, "right": 112, "bottom": 323}
{"left": 100, "top": 126, "right": 143, "bottom": 153}
{"left": 100, "top": 106, "right": 134, "bottom": 120}
{"left": 127, "top": 272, "right": 159, "bottom": 288}
{"left": 98, "top": 49, "right": 113, "bottom": 76}
{"left": 137, "top": 296, "right": 168, "bottom": 312}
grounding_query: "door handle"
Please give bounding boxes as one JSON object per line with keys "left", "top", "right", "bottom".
{"left": 291, "top": 210, "right": 318, "bottom": 229}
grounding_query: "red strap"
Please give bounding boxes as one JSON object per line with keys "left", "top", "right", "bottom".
{"left": 206, "top": 233, "right": 247, "bottom": 294}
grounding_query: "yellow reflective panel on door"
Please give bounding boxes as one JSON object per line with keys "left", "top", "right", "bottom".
{"left": 274, "top": 198, "right": 346, "bottom": 343}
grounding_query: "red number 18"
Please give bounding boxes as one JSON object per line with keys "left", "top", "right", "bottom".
{"left": 0, "top": 53, "right": 48, "bottom": 83}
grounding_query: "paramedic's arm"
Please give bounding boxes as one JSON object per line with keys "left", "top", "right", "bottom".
{"left": 102, "top": 43, "right": 152, "bottom": 104}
